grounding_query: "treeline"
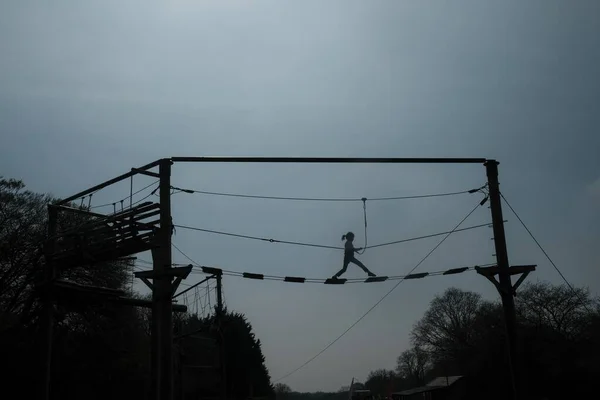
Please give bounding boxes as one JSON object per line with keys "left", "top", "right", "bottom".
{"left": 274, "top": 383, "right": 351, "bottom": 400}
{"left": 361, "top": 285, "right": 599, "bottom": 399}
{"left": 0, "top": 178, "right": 274, "bottom": 399}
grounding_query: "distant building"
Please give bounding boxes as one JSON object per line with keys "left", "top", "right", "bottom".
{"left": 391, "top": 376, "right": 465, "bottom": 400}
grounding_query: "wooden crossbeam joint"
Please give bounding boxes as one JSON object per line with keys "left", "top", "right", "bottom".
{"left": 134, "top": 266, "right": 193, "bottom": 293}
{"left": 476, "top": 265, "right": 536, "bottom": 296}
{"left": 131, "top": 168, "right": 161, "bottom": 178}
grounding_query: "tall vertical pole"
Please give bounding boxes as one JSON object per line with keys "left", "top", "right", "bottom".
{"left": 485, "top": 160, "right": 519, "bottom": 400}
{"left": 215, "top": 273, "right": 223, "bottom": 315}
{"left": 215, "top": 273, "right": 226, "bottom": 400}
{"left": 40, "top": 206, "right": 58, "bottom": 400}
{"left": 152, "top": 158, "right": 174, "bottom": 400}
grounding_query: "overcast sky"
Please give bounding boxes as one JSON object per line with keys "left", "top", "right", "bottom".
{"left": 1, "top": 0, "right": 599, "bottom": 393}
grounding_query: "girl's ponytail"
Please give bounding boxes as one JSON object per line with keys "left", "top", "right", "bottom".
{"left": 341, "top": 234, "right": 346, "bottom": 241}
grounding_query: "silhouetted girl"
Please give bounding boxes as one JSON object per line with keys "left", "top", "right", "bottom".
{"left": 333, "top": 231, "right": 375, "bottom": 279}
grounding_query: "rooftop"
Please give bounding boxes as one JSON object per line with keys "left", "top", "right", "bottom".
{"left": 393, "top": 376, "right": 464, "bottom": 396}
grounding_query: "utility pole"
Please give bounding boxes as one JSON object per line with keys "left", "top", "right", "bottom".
{"left": 151, "top": 158, "right": 174, "bottom": 400}
{"left": 485, "top": 160, "right": 519, "bottom": 400}
{"left": 40, "top": 206, "right": 58, "bottom": 400}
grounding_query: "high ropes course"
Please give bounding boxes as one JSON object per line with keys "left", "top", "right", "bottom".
{"left": 46, "top": 157, "right": 550, "bottom": 400}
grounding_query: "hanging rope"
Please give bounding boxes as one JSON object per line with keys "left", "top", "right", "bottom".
{"left": 171, "top": 185, "right": 483, "bottom": 202}
{"left": 357, "top": 198, "right": 367, "bottom": 255}
{"left": 87, "top": 193, "right": 93, "bottom": 209}
{"left": 173, "top": 221, "right": 492, "bottom": 251}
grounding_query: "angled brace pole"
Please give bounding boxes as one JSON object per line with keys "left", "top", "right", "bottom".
{"left": 512, "top": 272, "right": 530, "bottom": 296}
{"left": 172, "top": 274, "right": 214, "bottom": 299}
{"left": 132, "top": 167, "right": 161, "bottom": 178}
{"left": 475, "top": 266, "right": 502, "bottom": 293}
{"left": 511, "top": 265, "right": 536, "bottom": 296}
{"left": 171, "top": 266, "right": 193, "bottom": 296}
{"left": 140, "top": 277, "right": 154, "bottom": 291}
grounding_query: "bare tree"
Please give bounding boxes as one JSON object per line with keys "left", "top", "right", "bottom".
{"left": 0, "top": 178, "right": 49, "bottom": 324}
{"left": 274, "top": 382, "right": 292, "bottom": 398}
{"left": 411, "top": 288, "right": 485, "bottom": 361}
{"left": 0, "top": 178, "right": 133, "bottom": 329}
{"left": 365, "top": 369, "right": 396, "bottom": 396}
{"left": 397, "top": 347, "right": 429, "bottom": 386}
{"left": 516, "top": 281, "right": 596, "bottom": 340}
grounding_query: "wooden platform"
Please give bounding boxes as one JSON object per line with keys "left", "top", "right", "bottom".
{"left": 48, "top": 202, "right": 161, "bottom": 269}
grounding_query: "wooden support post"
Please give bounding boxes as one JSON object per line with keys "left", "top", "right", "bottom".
{"left": 151, "top": 158, "right": 174, "bottom": 400}
{"left": 40, "top": 206, "right": 58, "bottom": 400}
{"left": 485, "top": 160, "right": 519, "bottom": 400}
{"left": 216, "top": 273, "right": 223, "bottom": 315}
{"left": 215, "top": 273, "right": 227, "bottom": 400}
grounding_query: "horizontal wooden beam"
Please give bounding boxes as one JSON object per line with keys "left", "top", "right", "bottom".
{"left": 475, "top": 265, "right": 536, "bottom": 277}
{"left": 171, "top": 156, "right": 488, "bottom": 164}
{"left": 57, "top": 156, "right": 490, "bottom": 207}
{"left": 56, "top": 159, "right": 164, "bottom": 206}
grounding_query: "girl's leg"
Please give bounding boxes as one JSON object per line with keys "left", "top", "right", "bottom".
{"left": 334, "top": 259, "right": 350, "bottom": 278}
{"left": 351, "top": 257, "right": 375, "bottom": 276}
